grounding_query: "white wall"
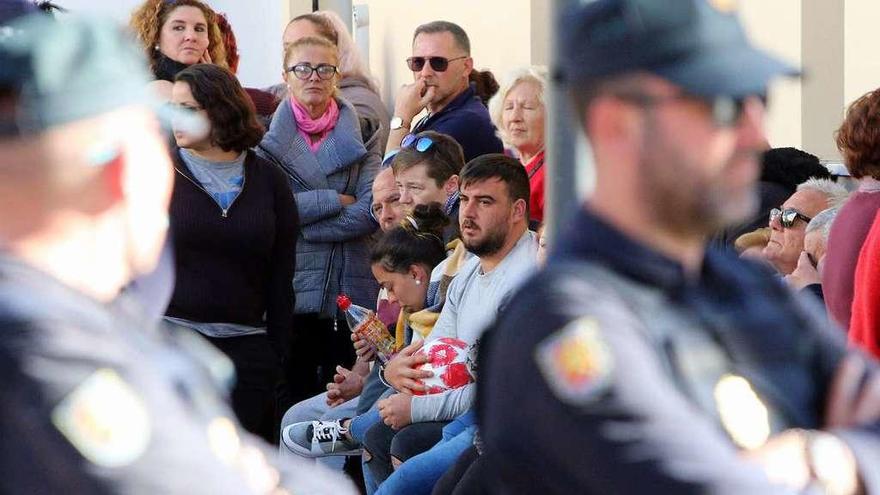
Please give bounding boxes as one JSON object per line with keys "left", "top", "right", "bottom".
{"left": 843, "top": 0, "right": 880, "bottom": 107}
{"left": 55, "top": 0, "right": 286, "bottom": 88}
{"left": 739, "top": 0, "right": 802, "bottom": 150}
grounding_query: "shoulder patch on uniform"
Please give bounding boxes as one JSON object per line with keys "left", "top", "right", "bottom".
{"left": 52, "top": 368, "right": 151, "bottom": 468}
{"left": 535, "top": 317, "right": 613, "bottom": 405}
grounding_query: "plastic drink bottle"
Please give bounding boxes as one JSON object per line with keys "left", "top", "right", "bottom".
{"left": 337, "top": 294, "right": 397, "bottom": 364}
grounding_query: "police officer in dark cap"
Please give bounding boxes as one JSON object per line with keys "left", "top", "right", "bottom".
{"left": 0, "top": 9, "right": 355, "bottom": 494}
{"left": 478, "top": 0, "right": 880, "bottom": 493}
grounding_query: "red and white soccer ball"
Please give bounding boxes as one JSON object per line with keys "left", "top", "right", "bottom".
{"left": 412, "top": 338, "right": 475, "bottom": 396}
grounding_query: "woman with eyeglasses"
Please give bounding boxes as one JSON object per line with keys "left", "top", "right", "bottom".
{"left": 489, "top": 66, "right": 548, "bottom": 223}
{"left": 258, "top": 36, "right": 380, "bottom": 408}
{"left": 272, "top": 11, "right": 390, "bottom": 160}
{"left": 166, "top": 64, "right": 298, "bottom": 443}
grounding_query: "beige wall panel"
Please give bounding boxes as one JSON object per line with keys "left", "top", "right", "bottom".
{"left": 844, "top": 0, "right": 880, "bottom": 108}
{"left": 801, "top": 0, "right": 845, "bottom": 160}
{"left": 739, "top": 0, "right": 803, "bottom": 151}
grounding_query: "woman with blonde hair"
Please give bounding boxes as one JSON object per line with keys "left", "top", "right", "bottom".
{"left": 258, "top": 36, "right": 380, "bottom": 407}
{"left": 273, "top": 11, "right": 389, "bottom": 156}
{"left": 129, "top": 0, "right": 228, "bottom": 99}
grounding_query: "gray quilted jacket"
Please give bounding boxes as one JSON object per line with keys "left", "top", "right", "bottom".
{"left": 257, "top": 96, "right": 379, "bottom": 317}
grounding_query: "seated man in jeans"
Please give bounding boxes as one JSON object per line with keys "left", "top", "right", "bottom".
{"left": 364, "top": 155, "right": 538, "bottom": 494}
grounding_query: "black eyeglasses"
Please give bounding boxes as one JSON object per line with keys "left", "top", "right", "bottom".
{"left": 612, "top": 92, "right": 765, "bottom": 128}
{"left": 406, "top": 56, "right": 467, "bottom": 72}
{"left": 769, "top": 208, "right": 812, "bottom": 228}
{"left": 287, "top": 63, "right": 338, "bottom": 80}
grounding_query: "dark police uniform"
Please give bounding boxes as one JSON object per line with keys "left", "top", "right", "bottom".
{"left": 477, "top": 209, "right": 880, "bottom": 494}
{"left": 0, "top": 255, "right": 356, "bottom": 494}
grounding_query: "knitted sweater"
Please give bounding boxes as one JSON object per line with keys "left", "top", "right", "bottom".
{"left": 166, "top": 148, "right": 298, "bottom": 357}
{"left": 849, "top": 210, "right": 880, "bottom": 358}
{"left": 257, "top": 96, "right": 380, "bottom": 316}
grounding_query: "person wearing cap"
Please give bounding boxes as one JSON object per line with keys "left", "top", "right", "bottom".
{"left": 477, "top": 0, "right": 880, "bottom": 493}
{"left": 386, "top": 21, "right": 502, "bottom": 163}
{"left": 0, "top": 12, "right": 355, "bottom": 494}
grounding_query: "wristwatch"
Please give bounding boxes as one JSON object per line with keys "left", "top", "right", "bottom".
{"left": 390, "top": 116, "right": 409, "bottom": 131}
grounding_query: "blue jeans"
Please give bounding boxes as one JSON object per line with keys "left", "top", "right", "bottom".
{"left": 351, "top": 403, "right": 385, "bottom": 493}
{"left": 350, "top": 407, "right": 382, "bottom": 444}
{"left": 374, "top": 411, "right": 477, "bottom": 495}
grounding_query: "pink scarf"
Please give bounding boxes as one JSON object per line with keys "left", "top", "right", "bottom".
{"left": 290, "top": 97, "right": 340, "bottom": 152}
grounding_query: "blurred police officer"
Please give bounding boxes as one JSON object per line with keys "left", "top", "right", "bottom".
{"left": 0, "top": 10, "right": 354, "bottom": 495}
{"left": 478, "top": 1, "right": 880, "bottom": 494}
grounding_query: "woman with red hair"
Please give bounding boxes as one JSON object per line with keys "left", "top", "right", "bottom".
{"left": 822, "top": 88, "right": 880, "bottom": 331}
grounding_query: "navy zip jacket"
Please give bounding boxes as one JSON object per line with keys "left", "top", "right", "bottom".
{"left": 166, "top": 147, "right": 298, "bottom": 358}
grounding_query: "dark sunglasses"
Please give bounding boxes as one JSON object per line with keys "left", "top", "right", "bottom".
{"left": 382, "top": 134, "right": 437, "bottom": 166}
{"left": 406, "top": 56, "right": 467, "bottom": 72}
{"left": 613, "top": 92, "right": 766, "bottom": 127}
{"left": 287, "top": 63, "right": 338, "bottom": 80}
{"left": 769, "top": 207, "right": 812, "bottom": 228}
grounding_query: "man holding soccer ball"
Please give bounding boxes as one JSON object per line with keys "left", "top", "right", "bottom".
{"left": 367, "top": 154, "right": 538, "bottom": 492}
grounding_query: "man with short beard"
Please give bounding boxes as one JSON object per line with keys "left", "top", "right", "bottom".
{"left": 362, "top": 154, "right": 538, "bottom": 490}
{"left": 477, "top": 0, "right": 880, "bottom": 494}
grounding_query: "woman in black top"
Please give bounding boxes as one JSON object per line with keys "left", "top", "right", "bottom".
{"left": 167, "top": 63, "right": 298, "bottom": 443}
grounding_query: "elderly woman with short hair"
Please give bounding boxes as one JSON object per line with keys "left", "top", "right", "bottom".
{"left": 489, "top": 66, "right": 548, "bottom": 222}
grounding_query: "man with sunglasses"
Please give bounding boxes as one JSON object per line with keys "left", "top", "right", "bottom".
{"left": 477, "top": 1, "right": 880, "bottom": 494}
{"left": 784, "top": 207, "right": 841, "bottom": 305}
{"left": 386, "top": 21, "right": 502, "bottom": 163}
{"left": 763, "top": 178, "right": 849, "bottom": 276}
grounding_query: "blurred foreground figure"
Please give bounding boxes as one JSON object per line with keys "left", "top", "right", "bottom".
{"left": 0, "top": 11, "right": 354, "bottom": 495}
{"left": 478, "top": 1, "right": 880, "bottom": 494}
